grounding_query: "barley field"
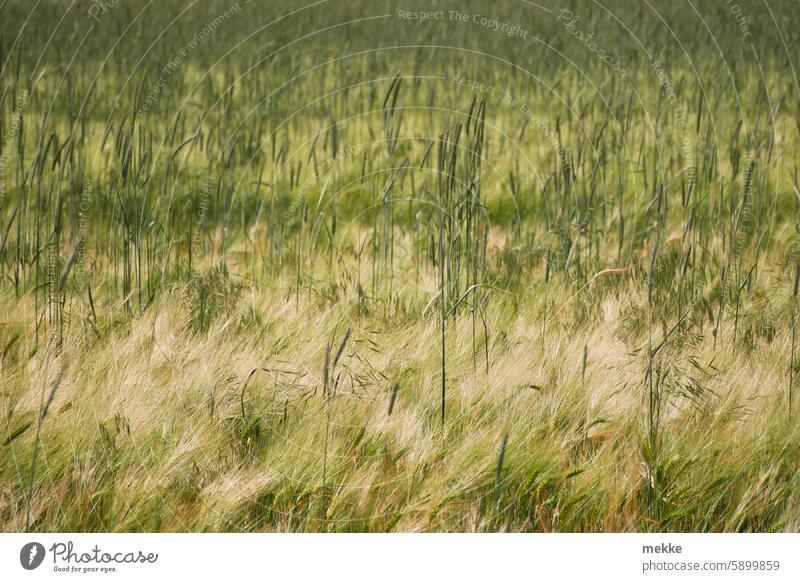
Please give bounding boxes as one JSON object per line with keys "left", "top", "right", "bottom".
{"left": 1, "top": 0, "right": 799, "bottom": 532}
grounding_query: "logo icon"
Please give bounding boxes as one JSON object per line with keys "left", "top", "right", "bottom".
{"left": 20, "top": 542, "right": 46, "bottom": 570}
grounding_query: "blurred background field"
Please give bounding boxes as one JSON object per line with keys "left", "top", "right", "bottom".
{"left": 0, "top": 0, "right": 799, "bottom": 531}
